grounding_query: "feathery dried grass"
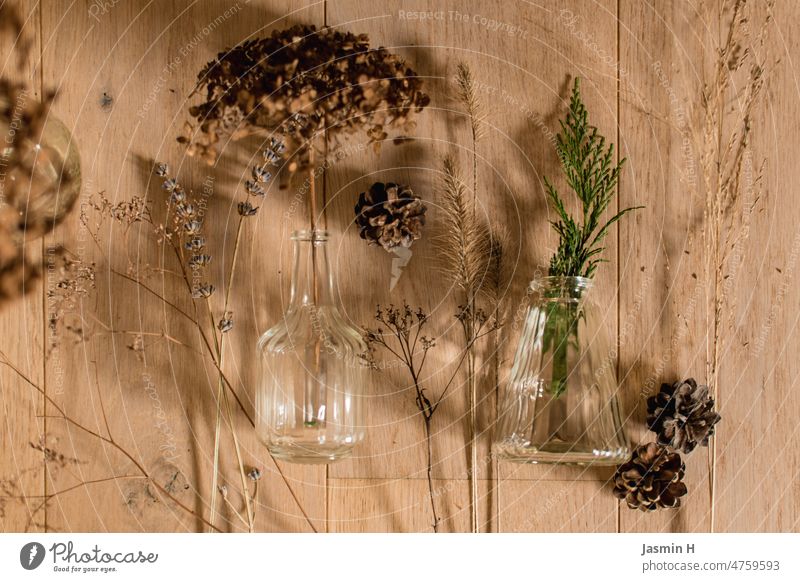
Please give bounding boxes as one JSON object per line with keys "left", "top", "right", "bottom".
{"left": 693, "top": 0, "right": 774, "bottom": 533}
{"left": 455, "top": 63, "right": 486, "bottom": 142}
{"left": 438, "top": 155, "right": 491, "bottom": 299}
{"left": 487, "top": 226, "right": 510, "bottom": 319}
{"left": 443, "top": 65, "right": 504, "bottom": 534}
{"left": 699, "top": 0, "right": 773, "bottom": 385}
{"left": 455, "top": 62, "right": 486, "bottom": 213}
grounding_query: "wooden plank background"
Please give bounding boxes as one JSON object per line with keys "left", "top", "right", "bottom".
{"left": 1, "top": 0, "right": 797, "bottom": 532}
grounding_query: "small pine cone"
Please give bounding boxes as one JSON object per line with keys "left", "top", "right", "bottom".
{"left": 354, "top": 182, "right": 426, "bottom": 251}
{"left": 613, "top": 443, "right": 688, "bottom": 512}
{"left": 646, "top": 378, "right": 721, "bottom": 454}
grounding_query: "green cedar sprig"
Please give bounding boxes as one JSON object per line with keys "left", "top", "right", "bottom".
{"left": 545, "top": 78, "right": 642, "bottom": 278}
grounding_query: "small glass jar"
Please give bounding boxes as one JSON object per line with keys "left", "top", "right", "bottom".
{"left": 256, "top": 230, "right": 367, "bottom": 463}
{"left": 493, "top": 276, "right": 629, "bottom": 465}
{"left": 0, "top": 97, "right": 81, "bottom": 237}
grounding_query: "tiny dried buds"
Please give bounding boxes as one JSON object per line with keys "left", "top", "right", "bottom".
{"left": 238, "top": 201, "right": 258, "bottom": 217}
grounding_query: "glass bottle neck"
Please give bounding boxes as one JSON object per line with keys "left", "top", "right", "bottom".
{"left": 289, "top": 230, "right": 336, "bottom": 308}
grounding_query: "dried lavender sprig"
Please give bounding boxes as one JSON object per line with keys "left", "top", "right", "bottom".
{"left": 153, "top": 162, "right": 215, "bottom": 299}
{"left": 205, "top": 138, "right": 282, "bottom": 532}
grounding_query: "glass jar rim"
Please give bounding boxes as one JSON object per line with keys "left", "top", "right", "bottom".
{"left": 291, "top": 229, "right": 329, "bottom": 242}
{"left": 529, "top": 275, "right": 594, "bottom": 291}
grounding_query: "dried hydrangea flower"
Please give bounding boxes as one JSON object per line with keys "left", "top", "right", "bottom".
{"left": 181, "top": 24, "right": 429, "bottom": 172}
{"left": 247, "top": 467, "right": 262, "bottom": 481}
{"left": 154, "top": 162, "right": 169, "bottom": 177}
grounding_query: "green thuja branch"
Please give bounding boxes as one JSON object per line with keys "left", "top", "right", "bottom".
{"left": 544, "top": 78, "right": 642, "bottom": 397}
{"left": 545, "top": 77, "right": 642, "bottom": 278}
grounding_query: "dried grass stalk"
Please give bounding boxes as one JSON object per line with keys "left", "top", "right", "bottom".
{"left": 700, "top": 0, "right": 773, "bottom": 386}
{"left": 439, "top": 156, "right": 492, "bottom": 298}
{"left": 694, "top": 0, "right": 774, "bottom": 531}
{"left": 455, "top": 63, "right": 486, "bottom": 143}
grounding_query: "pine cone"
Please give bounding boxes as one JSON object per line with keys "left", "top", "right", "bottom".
{"left": 354, "top": 182, "right": 426, "bottom": 251}
{"left": 647, "top": 378, "right": 721, "bottom": 454}
{"left": 613, "top": 443, "right": 688, "bottom": 511}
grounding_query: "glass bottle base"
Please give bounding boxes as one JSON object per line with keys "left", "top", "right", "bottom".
{"left": 493, "top": 441, "right": 629, "bottom": 466}
{"left": 267, "top": 443, "right": 355, "bottom": 464}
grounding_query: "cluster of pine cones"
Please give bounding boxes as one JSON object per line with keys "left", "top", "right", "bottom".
{"left": 613, "top": 378, "right": 721, "bottom": 512}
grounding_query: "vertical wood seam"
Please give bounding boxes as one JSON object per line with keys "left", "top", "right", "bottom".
{"left": 323, "top": 0, "right": 329, "bottom": 533}
{"left": 709, "top": 0, "right": 721, "bottom": 534}
{"left": 615, "top": 0, "right": 622, "bottom": 535}
{"left": 37, "top": 0, "right": 47, "bottom": 534}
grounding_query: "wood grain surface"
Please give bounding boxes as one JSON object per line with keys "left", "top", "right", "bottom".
{"left": 0, "top": 0, "right": 797, "bottom": 533}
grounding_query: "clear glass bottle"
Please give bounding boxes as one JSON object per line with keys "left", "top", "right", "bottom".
{"left": 256, "top": 230, "right": 367, "bottom": 463}
{"left": 494, "top": 276, "right": 629, "bottom": 465}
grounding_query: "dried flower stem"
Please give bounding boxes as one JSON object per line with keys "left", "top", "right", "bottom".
{"left": 109, "top": 267, "right": 255, "bottom": 425}
{"left": 308, "top": 148, "right": 318, "bottom": 233}
{"left": 455, "top": 65, "right": 513, "bottom": 532}
{"left": 463, "top": 65, "right": 482, "bottom": 530}
{"left": 74, "top": 164, "right": 316, "bottom": 532}
{"left": 439, "top": 150, "right": 495, "bottom": 533}
{"left": 207, "top": 217, "right": 252, "bottom": 532}
{"left": 365, "top": 305, "right": 441, "bottom": 532}
{"left": 456, "top": 63, "right": 485, "bottom": 209}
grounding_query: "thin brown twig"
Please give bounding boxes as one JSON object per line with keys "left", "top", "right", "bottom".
{"left": 0, "top": 349, "right": 222, "bottom": 532}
